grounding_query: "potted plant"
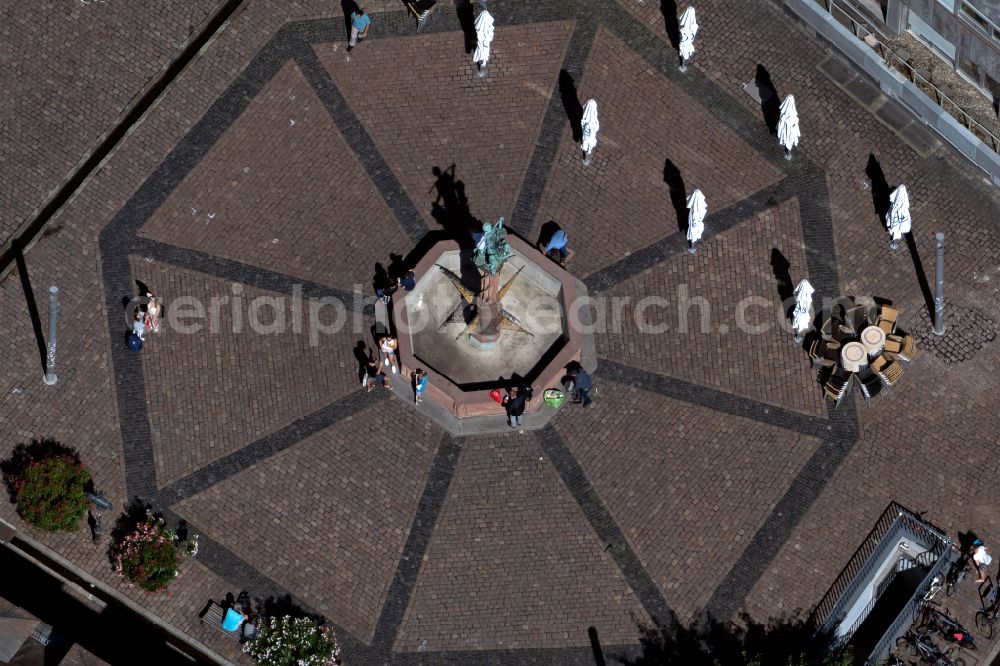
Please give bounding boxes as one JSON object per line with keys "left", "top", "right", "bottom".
{"left": 5, "top": 448, "right": 91, "bottom": 532}
{"left": 112, "top": 510, "right": 198, "bottom": 592}
{"left": 244, "top": 615, "right": 341, "bottom": 665}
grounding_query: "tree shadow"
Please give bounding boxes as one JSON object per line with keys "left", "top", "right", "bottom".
{"left": 663, "top": 159, "right": 688, "bottom": 233}
{"left": 903, "top": 232, "right": 935, "bottom": 318}
{"left": 457, "top": 0, "right": 477, "bottom": 54}
{"left": 770, "top": 248, "right": 794, "bottom": 318}
{"left": 756, "top": 64, "right": 781, "bottom": 135}
{"left": 621, "top": 611, "right": 840, "bottom": 666}
{"left": 1, "top": 438, "right": 81, "bottom": 504}
{"left": 12, "top": 240, "right": 47, "bottom": 374}
{"left": 559, "top": 70, "right": 584, "bottom": 142}
{"left": 660, "top": 0, "right": 681, "bottom": 50}
{"left": 865, "top": 154, "right": 891, "bottom": 225}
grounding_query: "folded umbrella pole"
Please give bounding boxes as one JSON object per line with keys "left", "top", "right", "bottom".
{"left": 679, "top": 7, "right": 698, "bottom": 72}
{"left": 777, "top": 95, "right": 800, "bottom": 161}
{"left": 792, "top": 278, "right": 814, "bottom": 343}
{"left": 581, "top": 99, "right": 599, "bottom": 165}
{"left": 686, "top": 188, "right": 706, "bottom": 254}
{"left": 887, "top": 184, "right": 911, "bottom": 250}
{"left": 474, "top": 9, "right": 495, "bottom": 78}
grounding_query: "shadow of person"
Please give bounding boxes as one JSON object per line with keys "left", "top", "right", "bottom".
{"left": 373, "top": 263, "right": 394, "bottom": 299}
{"left": 660, "top": 0, "right": 681, "bottom": 50}
{"left": 663, "top": 159, "right": 688, "bottom": 233}
{"left": 770, "top": 248, "right": 794, "bottom": 316}
{"left": 755, "top": 64, "right": 781, "bottom": 135}
{"left": 457, "top": 0, "right": 477, "bottom": 54}
{"left": 350, "top": 338, "right": 369, "bottom": 375}
{"left": 341, "top": 0, "right": 360, "bottom": 37}
{"left": 387, "top": 253, "right": 407, "bottom": 281}
{"left": 558, "top": 69, "right": 584, "bottom": 142}
{"left": 865, "top": 154, "right": 892, "bottom": 225}
{"left": 903, "top": 232, "right": 935, "bottom": 318}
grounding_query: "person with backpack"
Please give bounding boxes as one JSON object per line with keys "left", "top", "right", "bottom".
{"left": 413, "top": 368, "right": 428, "bottom": 405}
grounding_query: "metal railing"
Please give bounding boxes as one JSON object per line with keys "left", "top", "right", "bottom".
{"left": 811, "top": 503, "right": 952, "bottom": 636}
{"left": 818, "top": 0, "right": 1000, "bottom": 154}
{"left": 864, "top": 547, "right": 956, "bottom": 665}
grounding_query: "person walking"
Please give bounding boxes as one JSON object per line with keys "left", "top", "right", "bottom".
{"left": 348, "top": 8, "right": 371, "bottom": 52}
{"left": 502, "top": 386, "right": 527, "bottom": 429}
{"left": 569, "top": 367, "right": 593, "bottom": 406}
{"left": 413, "top": 368, "right": 428, "bottom": 404}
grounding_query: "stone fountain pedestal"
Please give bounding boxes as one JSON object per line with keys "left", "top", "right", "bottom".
{"left": 390, "top": 235, "right": 595, "bottom": 434}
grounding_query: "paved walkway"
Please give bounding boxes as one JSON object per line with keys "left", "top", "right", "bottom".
{"left": 2, "top": 0, "right": 1000, "bottom": 663}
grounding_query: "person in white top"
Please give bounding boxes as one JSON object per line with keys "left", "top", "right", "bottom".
{"left": 973, "top": 539, "right": 992, "bottom": 583}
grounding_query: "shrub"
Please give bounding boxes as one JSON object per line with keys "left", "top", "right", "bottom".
{"left": 9, "top": 455, "right": 91, "bottom": 531}
{"left": 244, "top": 615, "right": 340, "bottom": 666}
{"left": 113, "top": 511, "right": 198, "bottom": 592}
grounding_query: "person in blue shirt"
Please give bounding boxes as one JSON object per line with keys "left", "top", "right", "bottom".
{"left": 413, "top": 368, "right": 428, "bottom": 404}
{"left": 348, "top": 9, "right": 371, "bottom": 52}
{"left": 541, "top": 228, "right": 569, "bottom": 266}
{"left": 569, "top": 367, "right": 593, "bottom": 406}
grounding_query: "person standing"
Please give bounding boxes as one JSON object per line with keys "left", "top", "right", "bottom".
{"left": 502, "top": 386, "right": 527, "bottom": 429}
{"left": 973, "top": 539, "right": 992, "bottom": 583}
{"left": 413, "top": 368, "right": 428, "bottom": 404}
{"left": 569, "top": 367, "right": 593, "bottom": 406}
{"left": 379, "top": 335, "right": 398, "bottom": 374}
{"left": 144, "top": 292, "right": 161, "bottom": 333}
{"left": 348, "top": 8, "right": 371, "bottom": 52}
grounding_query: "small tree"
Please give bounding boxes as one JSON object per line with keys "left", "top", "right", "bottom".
{"left": 113, "top": 510, "right": 198, "bottom": 592}
{"left": 8, "top": 454, "right": 91, "bottom": 532}
{"left": 244, "top": 615, "right": 340, "bottom": 666}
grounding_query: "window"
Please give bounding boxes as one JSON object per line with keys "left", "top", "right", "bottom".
{"left": 961, "top": 2, "right": 992, "bottom": 35}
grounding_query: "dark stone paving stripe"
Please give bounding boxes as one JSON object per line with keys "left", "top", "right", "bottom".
{"left": 583, "top": 178, "right": 795, "bottom": 293}
{"left": 702, "top": 403, "right": 860, "bottom": 622}
{"left": 133, "top": 236, "right": 363, "bottom": 307}
{"left": 508, "top": 19, "right": 598, "bottom": 238}
{"left": 535, "top": 425, "right": 673, "bottom": 628}
{"left": 100, "top": 239, "right": 159, "bottom": 499}
{"left": 98, "top": 34, "right": 292, "bottom": 240}
{"left": 293, "top": 43, "right": 428, "bottom": 243}
{"left": 795, "top": 167, "right": 842, "bottom": 299}
{"left": 598, "top": 358, "right": 829, "bottom": 439}
{"left": 151, "top": 391, "right": 384, "bottom": 506}
{"left": 370, "top": 434, "right": 463, "bottom": 653}
{"left": 386, "top": 644, "right": 642, "bottom": 666}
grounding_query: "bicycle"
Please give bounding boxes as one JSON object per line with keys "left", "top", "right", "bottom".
{"left": 946, "top": 555, "right": 971, "bottom": 597}
{"left": 974, "top": 587, "right": 1000, "bottom": 639}
{"left": 895, "top": 629, "right": 965, "bottom": 665}
{"left": 912, "top": 576, "right": 944, "bottom": 624}
{"left": 916, "top": 605, "right": 976, "bottom": 650}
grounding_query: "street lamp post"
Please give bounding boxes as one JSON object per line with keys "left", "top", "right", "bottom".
{"left": 933, "top": 232, "right": 945, "bottom": 336}
{"left": 43, "top": 286, "right": 58, "bottom": 385}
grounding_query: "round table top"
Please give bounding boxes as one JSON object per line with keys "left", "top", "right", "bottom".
{"left": 841, "top": 342, "right": 867, "bottom": 368}
{"left": 861, "top": 325, "right": 886, "bottom": 351}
